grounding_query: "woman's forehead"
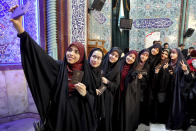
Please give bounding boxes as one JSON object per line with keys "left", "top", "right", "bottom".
{"left": 141, "top": 51, "right": 149, "bottom": 55}
{"left": 111, "top": 50, "right": 119, "bottom": 55}
{"left": 69, "top": 45, "right": 79, "bottom": 50}
{"left": 171, "top": 49, "right": 177, "bottom": 53}
{"left": 92, "top": 50, "right": 102, "bottom": 56}
{"left": 127, "top": 53, "right": 136, "bottom": 57}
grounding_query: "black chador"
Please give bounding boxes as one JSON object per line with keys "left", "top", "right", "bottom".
{"left": 147, "top": 43, "right": 163, "bottom": 123}
{"left": 99, "top": 47, "right": 122, "bottom": 131}
{"left": 147, "top": 43, "right": 162, "bottom": 95}
{"left": 18, "top": 32, "right": 96, "bottom": 131}
{"left": 151, "top": 50, "right": 170, "bottom": 124}
{"left": 147, "top": 43, "right": 162, "bottom": 68}
{"left": 87, "top": 48, "right": 105, "bottom": 130}
{"left": 134, "top": 49, "right": 151, "bottom": 125}
{"left": 166, "top": 48, "right": 190, "bottom": 130}
{"left": 113, "top": 50, "right": 139, "bottom": 131}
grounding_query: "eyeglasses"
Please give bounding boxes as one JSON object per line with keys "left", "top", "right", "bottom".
{"left": 91, "top": 55, "right": 102, "bottom": 60}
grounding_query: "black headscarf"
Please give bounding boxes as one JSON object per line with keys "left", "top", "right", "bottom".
{"left": 88, "top": 48, "right": 104, "bottom": 89}
{"left": 135, "top": 49, "right": 150, "bottom": 71}
{"left": 102, "top": 47, "right": 122, "bottom": 80}
{"left": 148, "top": 43, "right": 162, "bottom": 67}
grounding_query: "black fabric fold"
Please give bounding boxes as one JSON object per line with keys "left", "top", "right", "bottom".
{"left": 98, "top": 47, "right": 122, "bottom": 131}
{"left": 19, "top": 31, "right": 60, "bottom": 122}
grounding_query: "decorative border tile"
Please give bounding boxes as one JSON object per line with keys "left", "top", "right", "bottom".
{"left": 71, "top": 0, "right": 87, "bottom": 45}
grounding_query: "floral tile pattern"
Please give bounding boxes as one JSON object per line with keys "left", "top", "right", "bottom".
{"left": 88, "top": 0, "right": 112, "bottom": 51}
{"left": 0, "top": 0, "right": 39, "bottom": 66}
{"left": 129, "top": 0, "right": 182, "bottom": 51}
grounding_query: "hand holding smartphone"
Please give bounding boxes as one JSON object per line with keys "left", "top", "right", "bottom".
{"left": 11, "top": 1, "right": 30, "bottom": 19}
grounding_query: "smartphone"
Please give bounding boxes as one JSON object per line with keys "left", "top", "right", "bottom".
{"left": 71, "top": 70, "right": 84, "bottom": 84}
{"left": 11, "top": 1, "right": 30, "bottom": 19}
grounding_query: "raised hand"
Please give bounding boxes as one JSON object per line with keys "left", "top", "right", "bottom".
{"left": 9, "top": 5, "right": 24, "bottom": 34}
{"left": 180, "top": 60, "right": 188, "bottom": 71}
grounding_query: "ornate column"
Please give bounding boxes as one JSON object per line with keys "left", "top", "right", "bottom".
{"left": 46, "top": 0, "right": 58, "bottom": 60}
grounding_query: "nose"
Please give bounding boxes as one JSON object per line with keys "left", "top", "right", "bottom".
{"left": 93, "top": 58, "right": 97, "bottom": 62}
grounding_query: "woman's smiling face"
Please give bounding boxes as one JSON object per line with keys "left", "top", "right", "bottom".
{"left": 170, "top": 49, "right": 178, "bottom": 60}
{"left": 161, "top": 50, "right": 169, "bottom": 60}
{"left": 66, "top": 45, "right": 80, "bottom": 64}
{"left": 126, "top": 53, "right": 136, "bottom": 64}
{"left": 151, "top": 47, "right": 159, "bottom": 55}
{"left": 109, "top": 51, "right": 119, "bottom": 63}
{"left": 90, "top": 50, "right": 103, "bottom": 68}
{"left": 140, "top": 52, "right": 149, "bottom": 63}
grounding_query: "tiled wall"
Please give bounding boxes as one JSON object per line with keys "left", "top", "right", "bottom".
{"left": 0, "top": 0, "right": 39, "bottom": 66}
{"left": 88, "top": 0, "right": 112, "bottom": 51}
{"left": 186, "top": 0, "right": 196, "bottom": 48}
{"left": 69, "top": 0, "right": 87, "bottom": 45}
{"left": 68, "top": 0, "right": 112, "bottom": 51}
{"left": 0, "top": 0, "right": 39, "bottom": 119}
{"left": 129, "top": 0, "right": 182, "bottom": 50}
{"left": 87, "top": 0, "right": 195, "bottom": 51}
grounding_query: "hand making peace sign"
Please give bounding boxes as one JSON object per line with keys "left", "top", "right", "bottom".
{"left": 180, "top": 60, "right": 188, "bottom": 71}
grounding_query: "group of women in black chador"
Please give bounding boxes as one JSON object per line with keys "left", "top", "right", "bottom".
{"left": 10, "top": 5, "right": 196, "bottom": 131}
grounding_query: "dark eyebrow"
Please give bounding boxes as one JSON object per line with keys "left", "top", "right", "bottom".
{"left": 72, "top": 47, "right": 79, "bottom": 51}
